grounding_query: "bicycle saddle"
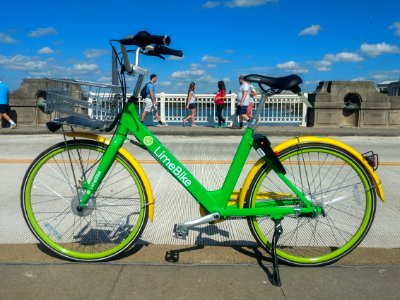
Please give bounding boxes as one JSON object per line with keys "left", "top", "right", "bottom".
{"left": 244, "top": 74, "right": 302, "bottom": 93}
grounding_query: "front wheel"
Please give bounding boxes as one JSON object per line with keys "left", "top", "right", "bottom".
{"left": 21, "top": 139, "right": 149, "bottom": 262}
{"left": 247, "top": 143, "right": 376, "bottom": 266}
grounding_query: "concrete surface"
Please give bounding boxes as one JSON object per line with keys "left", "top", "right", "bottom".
{"left": 1, "top": 124, "right": 399, "bottom": 298}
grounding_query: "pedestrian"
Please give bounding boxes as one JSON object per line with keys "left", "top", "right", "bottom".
{"left": 0, "top": 79, "right": 17, "bottom": 129}
{"left": 183, "top": 82, "right": 197, "bottom": 127}
{"left": 236, "top": 75, "right": 251, "bottom": 129}
{"left": 214, "top": 80, "right": 226, "bottom": 127}
{"left": 140, "top": 74, "right": 168, "bottom": 127}
{"left": 246, "top": 82, "right": 257, "bottom": 119}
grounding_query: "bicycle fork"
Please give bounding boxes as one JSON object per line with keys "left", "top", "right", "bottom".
{"left": 77, "top": 133, "right": 126, "bottom": 211}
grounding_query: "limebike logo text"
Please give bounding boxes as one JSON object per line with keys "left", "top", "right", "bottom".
{"left": 154, "top": 146, "right": 192, "bottom": 187}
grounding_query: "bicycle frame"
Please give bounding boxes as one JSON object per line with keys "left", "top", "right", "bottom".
{"left": 69, "top": 44, "right": 325, "bottom": 220}
{"left": 72, "top": 44, "right": 326, "bottom": 220}
{"left": 77, "top": 102, "right": 319, "bottom": 220}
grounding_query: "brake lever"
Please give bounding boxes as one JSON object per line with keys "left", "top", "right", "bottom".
{"left": 142, "top": 51, "right": 165, "bottom": 60}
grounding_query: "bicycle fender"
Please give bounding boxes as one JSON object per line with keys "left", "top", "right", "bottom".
{"left": 65, "top": 132, "right": 155, "bottom": 221}
{"left": 239, "top": 136, "right": 384, "bottom": 208}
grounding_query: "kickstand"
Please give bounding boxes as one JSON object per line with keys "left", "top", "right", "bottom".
{"left": 271, "top": 218, "right": 283, "bottom": 287}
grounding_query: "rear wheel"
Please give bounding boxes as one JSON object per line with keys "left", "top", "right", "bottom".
{"left": 247, "top": 143, "right": 376, "bottom": 266}
{"left": 21, "top": 140, "right": 149, "bottom": 262}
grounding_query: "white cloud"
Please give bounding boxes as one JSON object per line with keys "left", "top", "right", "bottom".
{"left": 97, "top": 76, "right": 112, "bottom": 84}
{"left": 158, "top": 81, "right": 172, "bottom": 86}
{"left": 202, "top": 1, "right": 221, "bottom": 8}
{"left": 324, "top": 52, "right": 363, "bottom": 62}
{"left": 72, "top": 63, "right": 98, "bottom": 71}
{"left": 276, "top": 60, "right": 308, "bottom": 73}
{"left": 171, "top": 69, "right": 205, "bottom": 78}
{"left": 298, "top": 24, "right": 322, "bottom": 36}
{"left": 202, "top": 0, "right": 275, "bottom": 8}
{"left": 38, "top": 47, "right": 54, "bottom": 54}
{"left": 224, "top": 0, "right": 275, "bottom": 8}
{"left": 0, "top": 32, "right": 16, "bottom": 44}
{"left": 370, "top": 69, "right": 400, "bottom": 82}
{"left": 198, "top": 75, "right": 218, "bottom": 84}
{"left": 28, "top": 27, "right": 58, "bottom": 38}
{"left": 360, "top": 42, "right": 400, "bottom": 57}
{"left": 351, "top": 77, "right": 367, "bottom": 81}
{"left": 0, "top": 54, "right": 47, "bottom": 71}
{"left": 224, "top": 49, "right": 234, "bottom": 54}
{"left": 190, "top": 63, "right": 202, "bottom": 69}
{"left": 389, "top": 22, "right": 400, "bottom": 37}
{"left": 313, "top": 60, "right": 332, "bottom": 71}
{"left": 167, "top": 55, "right": 184, "bottom": 61}
{"left": 304, "top": 80, "right": 320, "bottom": 86}
{"left": 202, "top": 55, "right": 231, "bottom": 63}
{"left": 84, "top": 49, "right": 108, "bottom": 58}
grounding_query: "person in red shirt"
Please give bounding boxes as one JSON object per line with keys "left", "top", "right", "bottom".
{"left": 214, "top": 80, "right": 226, "bottom": 127}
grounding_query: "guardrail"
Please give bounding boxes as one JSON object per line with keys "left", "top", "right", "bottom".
{"left": 140, "top": 93, "right": 309, "bottom": 126}
{"left": 8, "top": 92, "right": 309, "bottom": 127}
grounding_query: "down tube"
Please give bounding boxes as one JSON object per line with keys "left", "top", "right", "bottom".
{"left": 134, "top": 130, "right": 221, "bottom": 212}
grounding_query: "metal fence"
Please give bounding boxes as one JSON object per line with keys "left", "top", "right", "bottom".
{"left": 138, "top": 93, "right": 309, "bottom": 126}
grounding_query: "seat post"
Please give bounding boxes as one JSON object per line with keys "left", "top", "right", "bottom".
{"left": 250, "top": 91, "right": 275, "bottom": 128}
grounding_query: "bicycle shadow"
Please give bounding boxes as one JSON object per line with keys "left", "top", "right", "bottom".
{"left": 36, "top": 240, "right": 147, "bottom": 262}
{"left": 164, "top": 243, "right": 278, "bottom": 285}
{"left": 163, "top": 224, "right": 278, "bottom": 285}
{"left": 232, "top": 245, "right": 278, "bottom": 285}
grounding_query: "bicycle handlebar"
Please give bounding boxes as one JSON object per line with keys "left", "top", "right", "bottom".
{"left": 117, "top": 31, "right": 184, "bottom": 75}
{"left": 119, "top": 30, "right": 171, "bottom": 47}
{"left": 146, "top": 45, "right": 183, "bottom": 58}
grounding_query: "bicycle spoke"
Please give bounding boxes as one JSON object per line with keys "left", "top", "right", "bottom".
{"left": 22, "top": 140, "right": 148, "bottom": 261}
{"left": 248, "top": 143, "right": 376, "bottom": 266}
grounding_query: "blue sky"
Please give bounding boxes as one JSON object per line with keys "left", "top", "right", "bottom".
{"left": 1, "top": 0, "right": 400, "bottom": 93}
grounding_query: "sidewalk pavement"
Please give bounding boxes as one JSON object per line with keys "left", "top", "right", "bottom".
{"left": 0, "top": 244, "right": 399, "bottom": 299}
{"left": 1, "top": 124, "right": 400, "bottom": 136}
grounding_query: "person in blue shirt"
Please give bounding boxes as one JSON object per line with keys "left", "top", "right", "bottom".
{"left": 0, "top": 80, "right": 17, "bottom": 129}
{"left": 139, "top": 74, "right": 168, "bottom": 127}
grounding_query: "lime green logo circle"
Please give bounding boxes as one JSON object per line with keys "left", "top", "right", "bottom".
{"left": 143, "top": 136, "right": 153, "bottom": 146}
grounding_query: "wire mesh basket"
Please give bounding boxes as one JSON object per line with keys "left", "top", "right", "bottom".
{"left": 44, "top": 79, "right": 122, "bottom": 130}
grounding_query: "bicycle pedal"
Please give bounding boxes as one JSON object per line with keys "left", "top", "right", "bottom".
{"left": 172, "top": 224, "right": 188, "bottom": 240}
{"left": 165, "top": 250, "right": 179, "bottom": 263}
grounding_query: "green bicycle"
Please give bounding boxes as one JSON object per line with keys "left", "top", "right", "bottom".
{"left": 21, "top": 31, "right": 384, "bottom": 286}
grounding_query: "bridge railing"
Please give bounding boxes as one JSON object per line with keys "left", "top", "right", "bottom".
{"left": 139, "top": 93, "right": 309, "bottom": 126}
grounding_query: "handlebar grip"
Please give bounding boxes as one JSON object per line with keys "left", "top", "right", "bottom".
{"left": 154, "top": 45, "right": 183, "bottom": 57}
{"left": 120, "top": 31, "right": 171, "bottom": 47}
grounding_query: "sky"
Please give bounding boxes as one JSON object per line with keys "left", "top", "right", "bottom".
{"left": 1, "top": 0, "right": 400, "bottom": 94}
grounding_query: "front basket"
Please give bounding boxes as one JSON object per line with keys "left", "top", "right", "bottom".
{"left": 44, "top": 78, "right": 122, "bottom": 130}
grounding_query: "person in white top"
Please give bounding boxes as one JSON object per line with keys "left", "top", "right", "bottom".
{"left": 236, "top": 75, "right": 251, "bottom": 129}
{"left": 183, "top": 82, "right": 197, "bottom": 127}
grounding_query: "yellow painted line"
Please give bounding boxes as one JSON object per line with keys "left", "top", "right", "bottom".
{"left": 0, "top": 159, "right": 246, "bottom": 164}
{"left": 1, "top": 159, "right": 400, "bottom": 167}
{"left": 0, "top": 159, "right": 33, "bottom": 164}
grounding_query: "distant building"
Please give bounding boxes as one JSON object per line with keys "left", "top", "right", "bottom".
{"left": 387, "top": 81, "right": 400, "bottom": 96}
{"left": 377, "top": 80, "right": 400, "bottom": 96}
